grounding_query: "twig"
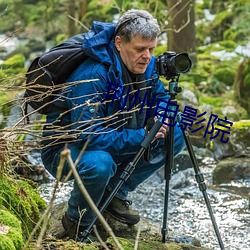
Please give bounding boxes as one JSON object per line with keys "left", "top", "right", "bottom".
{"left": 93, "top": 225, "right": 110, "bottom": 250}
{"left": 68, "top": 14, "right": 89, "bottom": 31}
{"left": 134, "top": 219, "right": 142, "bottom": 250}
{"left": 22, "top": 154, "right": 65, "bottom": 249}
{"left": 61, "top": 148, "right": 124, "bottom": 250}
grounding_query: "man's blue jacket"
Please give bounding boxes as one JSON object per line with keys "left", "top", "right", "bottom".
{"left": 43, "top": 21, "right": 171, "bottom": 156}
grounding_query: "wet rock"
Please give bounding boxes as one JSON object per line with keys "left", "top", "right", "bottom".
{"left": 213, "top": 156, "right": 250, "bottom": 184}
{"left": 45, "top": 202, "right": 210, "bottom": 250}
{"left": 12, "top": 150, "right": 51, "bottom": 183}
{"left": 170, "top": 168, "right": 193, "bottom": 189}
{"left": 211, "top": 120, "right": 250, "bottom": 160}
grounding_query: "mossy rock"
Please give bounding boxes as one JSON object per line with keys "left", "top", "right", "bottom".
{"left": 43, "top": 202, "right": 211, "bottom": 250}
{"left": 213, "top": 67, "right": 235, "bottom": 86}
{"left": 106, "top": 237, "right": 210, "bottom": 250}
{"left": 198, "top": 91, "right": 249, "bottom": 121}
{"left": 28, "top": 239, "right": 211, "bottom": 250}
{"left": 0, "top": 175, "right": 47, "bottom": 239}
{"left": 210, "top": 120, "right": 250, "bottom": 160}
{"left": 213, "top": 157, "right": 250, "bottom": 184}
{"left": 0, "top": 209, "right": 24, "bottom": 250}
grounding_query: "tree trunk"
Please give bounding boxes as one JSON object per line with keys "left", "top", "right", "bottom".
{"left": 78, "top": 0, "right": 88, "bottom": 20}
{"left": 167, "top": 0, "right": 196, "bottom": 62}
{"left": 67, "top": 0, "right": 77, "bottom": 36}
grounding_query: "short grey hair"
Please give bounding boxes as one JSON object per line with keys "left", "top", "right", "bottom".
{"left": 115, "top": 9, "right": 160, "bottom": 43}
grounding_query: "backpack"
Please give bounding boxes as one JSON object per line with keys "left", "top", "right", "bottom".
{"left": 24, "top": 34, "right": 87, "bottom": 115}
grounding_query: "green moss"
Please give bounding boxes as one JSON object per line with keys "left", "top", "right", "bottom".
{"left": 231, "top": 120, "right": 250, "bottom": 129}
{"left": 0, "top": 175, "right": 47, "bottom": 239}
{"left": 106, "top": 237, "right": 206, "bottom": 250}
{"left": 84, "top": 243, "right": 100, "bottom": 250}
{"left": 0, "top": 209, "right": 21, "bottom": 229}
{"left": 217, "top": 40, "right": 237, "bottom": 51}
{"left": 0, "top": 235, "right": 16, "bottom": 250}
{"left": 0, "top": 54, "right": 26, "bottom": 86}
{"left": 154, "top": 45, "right": 167, "bottom": 57}
{"left": 0, "top": 209, "right": 24, "bottom": 249}
{"left": 235, "top": 58, "right": 250, "bottom": 116}
{"left": 1, "top": 54, "right": 25, "bottom": 69}
{"left": 199, "top": 95, "right": 224, "bottom": 107}
{"left": 7, "top": 228, "right": 24, "bottom": 249}
{"left": 213, "top": 67, "right": 235, "bottom": 86}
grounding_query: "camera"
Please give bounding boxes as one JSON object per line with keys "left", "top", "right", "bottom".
{"left": 156, "top": 51, "right": 192, "bottom": 79}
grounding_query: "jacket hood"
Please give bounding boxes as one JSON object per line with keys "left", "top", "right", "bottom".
{"left": 81, "top": 21, "right": 158, "bottom": 91}
{"left": 82, "top": 21, "right": 116, "bottom": 65}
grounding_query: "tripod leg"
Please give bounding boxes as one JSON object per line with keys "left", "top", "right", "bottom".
{"left": 182, "top": 129, "right": 225, "bottom": 250}
{"left": 81, "top": 120, "right": 163, "bottom": 240}
{"left": 162, "top": 120, "right": 175, "bottom": 243}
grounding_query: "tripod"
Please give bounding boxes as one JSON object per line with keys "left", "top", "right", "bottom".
{"left": 161, "top": 78, "right": 225, "bottom": 249}
{"left": 82, "top": 77, "right": 225, "bottom": 250}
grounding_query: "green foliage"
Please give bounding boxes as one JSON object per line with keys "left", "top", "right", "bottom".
{"left": 224, "top": 2, "right": 250, "bottom": 44}
{"left": 213, "top": 67, "right": 235, "bottom": 86}
{"left": 196, "top": 0, "right": 250, "bottom": 47}
{"left": 1, "top": 54, "right": 25, "bottom": 69}
{"left": 199, "top": 95, "right": 224, "bottom": 107}
{"left": 0, "top": 209, "right": 24, "bottom": 250}
{"left": 0, "top": 235, "right": 16, "bottom": 250}
{"left": 154, "top": 44, "right": 167, "bottom": 57}
{"left": 106, "top": 237, "right": 205, "bottom": 249}
{"left": 0, "top": 0, "right": 249, "bottom": 124}
{"left": 0, "top": 175, "right": 47, "bottom": 239}
{"left": 198, "top": 90, "right": 248, "bottom": 120}
{"left": 0, "top": 91, "right": 16, "bottom": 108}
{"left": 235, "top": 57, "right": 250, "bottom": 116}
{"left": 192, "top": 41, "right": 241, "bottom": 95}
{"left": 209, "top": 10, "right": 234, "bottom": 42}
{"left": 0, "top": 54, "right": 26, "bottom": 85}
{"left": 55, "top": 33, "right": 69, "bottom": 45}
{"left": 217, "top": 40, "right": 237, "bottom": 52}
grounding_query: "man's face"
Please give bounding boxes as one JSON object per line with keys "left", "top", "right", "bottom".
{"left": 115, "top": 35, "right": 157, "bottom": 74}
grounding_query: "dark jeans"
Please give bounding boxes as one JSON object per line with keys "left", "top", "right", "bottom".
{"left": 41, "top": 126, "right": 185, "bottom": 226}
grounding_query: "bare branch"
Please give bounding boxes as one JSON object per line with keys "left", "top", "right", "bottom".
{"left": 68, "top": 14, "right": 90, "bottom": 32}
{"left": 63, "top": 148, "right": 124, "bottom": 250}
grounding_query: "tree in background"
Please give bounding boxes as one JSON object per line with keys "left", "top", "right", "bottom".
{"left": 166, "top": 0, "right": 196, "bottom": 62}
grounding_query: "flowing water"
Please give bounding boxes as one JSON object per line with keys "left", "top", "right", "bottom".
{"left": 2, "top": 33, "right": 249, "bottom": 249}
{"left": 38, "top": 156, "right": 250, "bottom": 250}
{"left": 128, "top": 158, "right": 250, "bottom": 250}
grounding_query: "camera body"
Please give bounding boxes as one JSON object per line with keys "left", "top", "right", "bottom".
{"left": 156, "top": 51, "right": 192, "bottom": 79}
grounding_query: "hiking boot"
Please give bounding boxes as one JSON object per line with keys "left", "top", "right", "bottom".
{"left": 105, "top": 196, "right": 140, "bottom": 225}
{"left": 61, "top": 213, "right": 97, "bottom": 243}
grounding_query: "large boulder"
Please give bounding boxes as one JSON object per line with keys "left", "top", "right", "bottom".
{"left": 42, "top": 201, "right": 212, "bottom": 250}
{"left": 213, "top": 157, "right": 250, "bottom": 184}
{"left": 210, "top": 120, "right": 250, "bottom": 160}
{"left": 211, "top": 120, "right": 250, "bottom": 184}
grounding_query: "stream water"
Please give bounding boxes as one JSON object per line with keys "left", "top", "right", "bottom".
{"left": 38, "top": 156, "right": 250, "bottom": 250}
{"left": 1, "top": 33, "right": 249, "bottom": 250}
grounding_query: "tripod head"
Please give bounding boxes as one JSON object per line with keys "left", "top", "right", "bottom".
{"left": 156, "top": 51, "right": 192, "bottom": 100}
{"left": 168, "top": 76, "right": 183, "bottom": 100}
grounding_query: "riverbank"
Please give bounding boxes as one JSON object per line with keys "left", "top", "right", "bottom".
{"left": 38, "top": 155, "right": 250, "bottom": 250}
